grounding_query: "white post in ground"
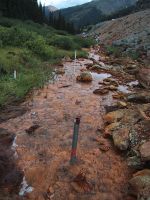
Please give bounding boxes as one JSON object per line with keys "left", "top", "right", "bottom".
{"left": 14, "top": 70, "right": 17, "bottom": 79}
{"left": 74, "top": 50, "right": 77, "bottom": 74}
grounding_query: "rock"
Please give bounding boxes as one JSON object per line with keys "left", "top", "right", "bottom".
{"left": 104, "top": 122, "right": 120, "bottom": 138}
{"left": 76, "top": 72, "right": 92, "bottom": 82}
{"left": 62, "top": 56, "right": 71, "bottom": 62}
{"left": 127, "top": 156, "right": 143, "bottom": 169}
{"left": 106, "top": 85, "right": 118, "bottom": 91}
{"left": 127, "top": 92, "right": 150, "bottom": 103}
{"left": 137, "top": 68, "right": 150, "bottom": 89}
{"left": 113, "top": 92, "right": 125, "bottom": 100}
{"left": 104, "top": 105, "right": 120, "bottom": 113}
{"left": 90, "top": 64, "right": 102, "bottom": 71}
{"left": 55, "top": 68, "right": 65, "bottom": 75}
{"left": 139, "top": 141, "right": 150, "bottom": 161}
{"left": 103, "top": 110, "right": 125, "bottom": 124}
{"left": 117, "top": 101, "right": 127, "bottom": 108}
{"left": 25, "top": 125, "right": 40, "bottom": 135}
{"left": 0, "top": 128, "right": 15, "bottom": 146}
{"left": 93, "top": 88, "right": 109, "bottom": 95}
{"left": 113, "top": 128, "right": 130, "bottom": 150}
{"left": 129, "top": 169, "right": 150, "bottom": 199}
{"left": 103, "top": 78, "right": 118, "bottom": 87}
{"left": 125, "top": 65, "right": 138, "bottom": 75}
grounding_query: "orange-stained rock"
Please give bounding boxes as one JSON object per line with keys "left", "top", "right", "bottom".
{"left": 103, "top": 110, "right": 125, "bottom": 124}
{"left": 104, "top": 122, "right": 120, "bottom": 137}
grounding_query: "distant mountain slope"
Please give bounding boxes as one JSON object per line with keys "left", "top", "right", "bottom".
{"left": 88, "top": 8, "right": 150, "bottom": 58}
{"left": 45, "top": 5, "right": 58, "bottom": 17}
{"left": 54, "top": 0, "right": 137, "bottom": 29}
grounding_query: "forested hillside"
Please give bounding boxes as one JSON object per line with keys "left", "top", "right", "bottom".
{"left": 0, "top": 0, "right": 45, "bottom": 23}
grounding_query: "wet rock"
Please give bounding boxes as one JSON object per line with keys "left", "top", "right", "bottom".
{"left": 113, "top": 128, "right": 130, "bottom": 151}
{"left": 103, "top": 78, "right": 119, "bottom": 87}
{"left": 106, "top": 85, "right": 118, "bottom": 91}
{"left": 104, "top": 110, "right": 125, "bottom": 124}
{"left": 127, "top": 92, "right": 150, "bottom": 103}
{"left": 89, "top": 64, "right": 102, "bottom": 71}
{"left": 137, "top": 68, "right": 150, "bottom": 89}
{"left": 0, "top": 128, "right": 15, "bottom": 146}
{"left": 113, "top": 92, "right": 125, "bottom": 100}
{"left": 104, "top": 105, "right": 120, "bottom": 113}
{"left": 129, "top": 169, "right": 150, "bottom": 199}
{"left": 93, "top": 88, "right": 109, "bottom": 95}
{"left": 117, "top": 101, "right": 127, "bottom": 108}
{"left": 25, "top": 125, "right": 40, "bottom": 135}
{"left": 139, "top": 141, "right": 150, "bottom": 161}
{"left": 76, "top": 72, "right": 92, "bottom": 82}
{"left": 104, "top": 122, "right": 120, "bottom": 138}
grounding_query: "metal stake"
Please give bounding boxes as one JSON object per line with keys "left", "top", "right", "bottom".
{"left": 70, "top": 117, "right": 80, "bottom": 165}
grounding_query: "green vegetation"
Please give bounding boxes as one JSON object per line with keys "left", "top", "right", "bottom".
{"left": 106, "top": 45, "right": 122, "bottom": 57}
{"left": 0, "top": 17, "right": 94, "bottom": 107}
{"left": 105, "top": 45, "right": 140, "bottom": 60}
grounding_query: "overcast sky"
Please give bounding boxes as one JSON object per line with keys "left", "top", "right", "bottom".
{"left": 39, "top": 0, "right": 92, "bottom": 8}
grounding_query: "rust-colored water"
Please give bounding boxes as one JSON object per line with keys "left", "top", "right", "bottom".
{"left": 0, "top": 55, "right": 133, "bottom": 200}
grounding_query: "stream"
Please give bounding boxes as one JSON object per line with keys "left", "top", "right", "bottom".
{"left": 0, "top": 50, "right": 136, "bottom": 200}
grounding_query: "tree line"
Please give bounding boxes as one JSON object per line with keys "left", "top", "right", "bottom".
{"left": 0, "top": 0, "right": 76, "bottom": 33}
{"left": 48, "top": 11, "right": 75, "bottom": 34}
{"left": 0, "top": 0, "right": 45, "bottom": 23}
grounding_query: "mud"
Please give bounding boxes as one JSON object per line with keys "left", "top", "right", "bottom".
{"left": 0, "top": 50, "right": 138, "bottom": 200}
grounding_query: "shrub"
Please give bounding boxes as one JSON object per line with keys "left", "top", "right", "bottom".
{"left": 47, "top": 35, "right": 80, "bottom": 50}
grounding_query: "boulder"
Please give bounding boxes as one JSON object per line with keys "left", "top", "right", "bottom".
{"left": 129, "top": 169, "right": 150, "bottom": 199}
{"left": 103, "top": 110, "right": 125, "bottom": 124}
{"left": 113, "top": 128, "right": 130, "bottom": 151}
{"left": 139, "top": 141, "right": 150, "bottom": 161}
{"left": 76, "top": 72, "right": 92, "bottom": 82}
{"left": 137, "top": 68, "right": 150, "bottom": 89}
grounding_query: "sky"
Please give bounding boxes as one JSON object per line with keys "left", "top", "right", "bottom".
{"left": 39, "top": 0, "right": 92, "bottom": 9}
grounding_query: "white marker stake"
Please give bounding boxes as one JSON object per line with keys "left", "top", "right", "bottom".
{"left": 14, "top": 70, "right": 17, "bottom": 79}
{"left": 75, "top": 50, "right": 77, "bottom": 61}
{"left": 74, "top": 50, "right": 77, "bottom": 74}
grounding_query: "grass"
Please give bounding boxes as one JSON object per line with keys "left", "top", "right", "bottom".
{"left": 0, "top": 17, "right": 94, "bottom": 107}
